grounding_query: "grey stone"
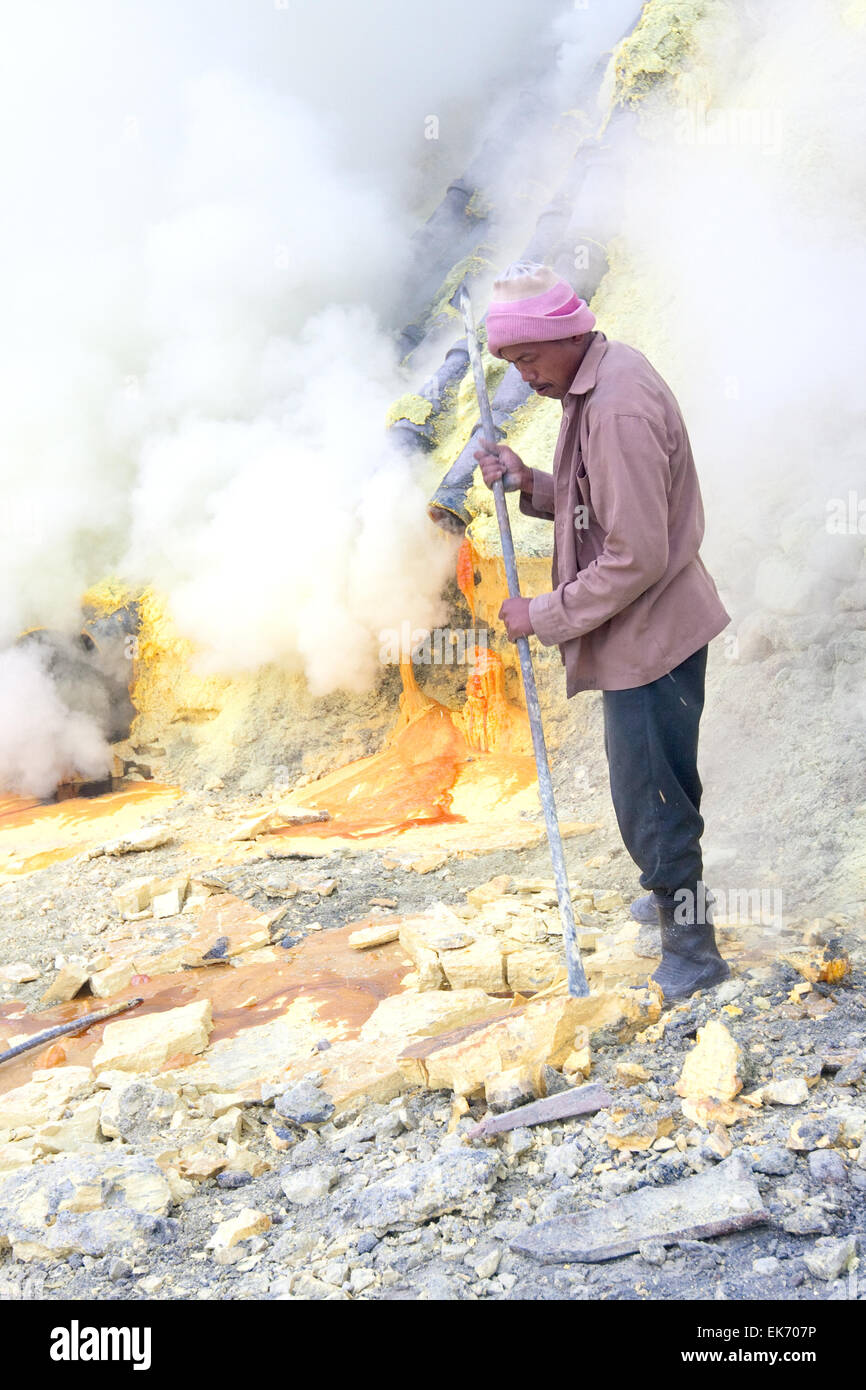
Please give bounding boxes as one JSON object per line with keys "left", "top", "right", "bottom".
{"left": 0, "top": 1153, "right": 171, "bottom": 1259}
{"left": 634, "top": 925, "right": 662, "bottom": 959}
{"left": 808, "top": 1150, "right": 848, "bottom": 1185}
{"left": 502, "top": 1128, "right": 533, "bottom": 1159}
{"left": 715, "top": 979, "right": 746, "bottom": 1005}
{"left": 751, "top": 1146, "right": 796, "bottom": 1176}
{"left": 599, "top": 1168, "right": 642, "bottom": 1197}
{"left": 780, "top": 1202, "right": 835, "bottom": 1236}
{"left": 511, "top": 1155, "right": 767, "bottom": 1264}
{"left": 202, "top": 936, "right": 228, "bottom": 960}
{"left": 536, "top": 1190, "right": 580, "bottom": 1222}
{"left": 349, "top": 1149, "right": 502, "bottom": 1235}
{"left": 274, "top": 1081, "right": 335, "bottom": 1126}
{"left": 422, "top": 1272, "right": 459, "bottom": 1300}
{"left": 145, "top": 1216, "right": 179, "bottom": 1245}
{"left": 108, "top": 1257, "right": 133, "bottom": 1282}
{"left": 99, "top": 1080, "right": 181, "bottom": 1143}
{"left": 543, "top": 1143, "right": 581, "bottom": 1181}
{"left": 803, "top": 1235, "right": 859, "bottom": 1281}
{"left": 753, "top": 1256, "right": 780, "bottom": 1275}
{"left": 540, "top": 1066, "right": 573, "bottom": 1097}
{"left": 638, "top": 1241, "right": 667, "bottom": 1266}
{"left": 764, "top": 1078, "right": 809, "bottom": 1107}
{"left": 835, "top": 1054, "right": 866, "bottom": 1087}
{"left": 216, "top": 1171, "right": 252, "bottom": 1189}
{"left": 472, "top": 1247, "right": 501, "bottom": 1279}
{"left": 285, "top": 1135, "right": 324, "bottom": 1167}
{"left": 280, "top": 1164, "right": 339, "bottom": 1206}
{"left": 372, "top": 1111, "right": 406, "bottom": 1140}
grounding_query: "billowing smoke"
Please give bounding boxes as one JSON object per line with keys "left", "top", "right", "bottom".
{"left": 0, "top": 648, "right": 111, "bottom": 798}
{"left": 3, "top": 0, "right": 864, "bottom": 809}
{"left": 585, "top": 0, "right": 866, "bottom": 621}
{"left": 0, "top": 0, "right": 576, "bottom": 786}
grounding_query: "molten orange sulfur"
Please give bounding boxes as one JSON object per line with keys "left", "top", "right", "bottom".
{"left": 456, "top": 535, "right": 479, "bottom": 620}
{"left": 271, "top": 543, "right": 535, "bottom": 841}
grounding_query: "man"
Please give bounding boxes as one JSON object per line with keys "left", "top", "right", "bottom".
{"left": 473, "top": 261, "right": 730, "bottom": 1000}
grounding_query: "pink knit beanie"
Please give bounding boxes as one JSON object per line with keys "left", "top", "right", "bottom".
{"left": 485, "top": 262, "right": 596, "bottom": 359}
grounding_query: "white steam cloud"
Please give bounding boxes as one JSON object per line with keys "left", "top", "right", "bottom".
{"left": 586, "top": 0, "right": 866, "bottom": 614}
{"left": 0, "top": 649, "right": 111, "bottom": 798}
{"left": 3, "top": 0, "right": 864, "bottom": 806}
{"left": 0, "top": 0, "right": 575, "bottom": 784}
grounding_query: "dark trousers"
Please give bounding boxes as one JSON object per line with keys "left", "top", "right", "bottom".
{"left": 601, "top": 644, "right": 707, "bottom": 898}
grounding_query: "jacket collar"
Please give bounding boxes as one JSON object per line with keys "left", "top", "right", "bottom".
{"left": 565, "top": 331, "right": 608, "bottom": 398}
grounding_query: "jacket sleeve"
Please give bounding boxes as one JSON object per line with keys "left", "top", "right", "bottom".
{"left": 518, "top": 468, "right": 555, "bottom": 521}
{"left": 528, "top": 412, "right": 671, "bottom": 644}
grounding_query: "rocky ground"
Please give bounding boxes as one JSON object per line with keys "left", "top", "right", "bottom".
{"left": 1, "top": 781, "right": 865, "bottom": 1304}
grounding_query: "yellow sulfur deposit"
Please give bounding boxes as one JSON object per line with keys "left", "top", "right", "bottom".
{"left": 80, "top": 576, "right": 137, "bottom": 619}
{"left": 385, "top": 394, "right": 433, "bottom": 428}
{"left": 604, "top": 1, "right": 734, "bottom": 115}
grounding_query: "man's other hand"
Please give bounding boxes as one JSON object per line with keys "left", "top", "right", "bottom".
{"left": 499, "top": 596, "right": 534, "bottom": 640}
{"left": 473, "top": 438, "right": 529, "bottom": 493}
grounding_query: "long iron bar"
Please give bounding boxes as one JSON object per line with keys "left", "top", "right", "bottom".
{"left": 0, "top": 996, "right": 144, "bottom": 1067}
{"left": 458, "top": 286, "right": 588, "bottom": 997}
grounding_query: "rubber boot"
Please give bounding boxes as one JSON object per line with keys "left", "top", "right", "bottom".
{"left": 630, "top": 893, "right": 659, "bottom": 924}
{"left": 634, "top": 885, "right": 718, "bottom": 925}
{"left": 650, "top": 890, "right": 730, "bottom": 1000}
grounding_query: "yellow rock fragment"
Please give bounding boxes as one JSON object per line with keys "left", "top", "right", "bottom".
{"left": 616, "top": 1062, "right": 651, "bottom": 1087}
{"left": 440, "top": 938, "right": 506, "bottom": 993}
{"left": 348, "top": 923, "right": 401, "bottom": 950}
{"left": 606, "top": 1111, "right": 674, "bottom": 1153}
{"left": 676, "top": 1020, "right": 742, "bottom": 1104}
{"left": 222, "top": 1140, "right": 271, "bottom": 1178}
{"left": 93, "top": 1000, "right": 213, "bottom": 1074}
{"left": 681, "top": 1097, "right": 749, "bottom": 1129}
{"left": 561, "top": 1037, "right": 592, "bottom": 1082}
{"left": 89, "top": 960, "right": 137, "bottom": 998}
{"left": 39, "top": 964, "right": 90, "bottom": 1006}
{"left": 176, "top": 1143, "right": 228, "bottom": 1180}
{"left": 484, "top": 1064, "right": 544, "bottom": 1112}
{"left": 358, "top": 989, "right": 502, "bottom": 1046}
{"left": 781, "top": 944, "right": 851, "bottom": 986}
{"left": 503, "top": 946, "right": 566, "bottom": 993}
{"left": 705, "top": 1125, "right": 733, "bottom": 1159}
{"left": 788, "top": 981, "right": 813, "bottom": 1004}
{"left": 466, "top": 875, "right": 513, "bottom": 910}
{"left": 447, "top": 1096, "right": 470, "bottom": 1133}
{"left": 208, "top": 1208, "right": 271, "bottom": 1251}
{"left": 398, "top": 994, "right": 595, "bottom": 1098}
{"left": 408, "top": 852, "right": 448, "bottom": 874}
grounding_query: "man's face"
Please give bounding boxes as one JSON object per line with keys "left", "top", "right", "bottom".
{"left": 499, "top": 336, "right": 588, "bottom": 399}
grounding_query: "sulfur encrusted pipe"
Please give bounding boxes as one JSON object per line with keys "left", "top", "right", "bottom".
{"left": 458, "top": 285, "right": 588, "bottom": 999}
{"left": 0, "top": 997, "right": 144, "bottom": 1067}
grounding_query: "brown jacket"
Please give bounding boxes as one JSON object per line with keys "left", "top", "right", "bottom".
{"left": 522, "top": 331, "right": 730, "bottom": 694}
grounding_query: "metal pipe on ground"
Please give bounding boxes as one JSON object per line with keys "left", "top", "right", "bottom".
{"left": 0, "top": 997, "right": 144, "bottom": 1068}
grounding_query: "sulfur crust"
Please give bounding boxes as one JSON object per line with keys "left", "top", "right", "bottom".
{"left": 385, "top": 394, "right": 433, "bottom": 428}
